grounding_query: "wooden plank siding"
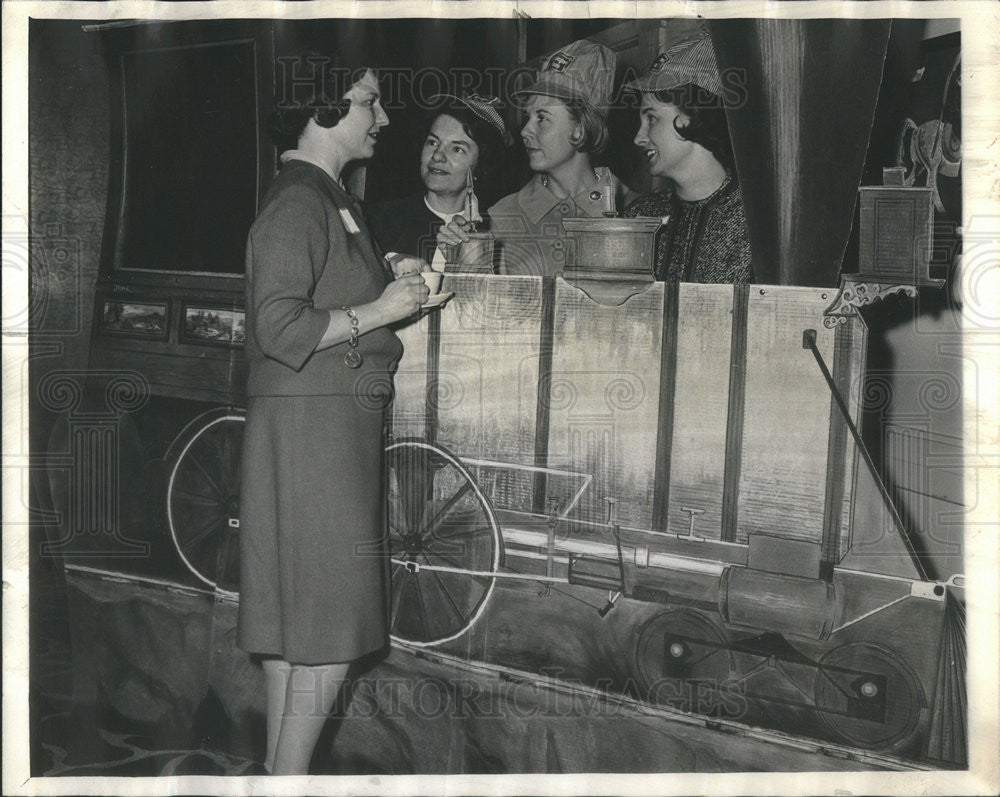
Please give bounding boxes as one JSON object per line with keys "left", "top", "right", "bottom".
{"left": 737, "top": 287, "right": 840, "bottom": 545}
{"left": 392, "top": 276, "right": 865, "bottom": 556}
{"left": 431, "top": 275, "right": 545, "bottom": 514}
{"left": 545, "top": 279, "right": 665, "bottom": 528}
{"left": 662, "top": 285, "right": 736, "bottom": 540}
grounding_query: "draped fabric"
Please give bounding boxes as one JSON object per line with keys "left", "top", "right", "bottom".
{"left": 708, "top": 19, "right": 892, "bottom": 287}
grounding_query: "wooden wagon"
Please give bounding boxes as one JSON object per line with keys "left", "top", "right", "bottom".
{"left": 375, "top": 273, "right": 964, "bottom": 762}
{"left": 157, "top": 271, "right": 964, "bottom": 763}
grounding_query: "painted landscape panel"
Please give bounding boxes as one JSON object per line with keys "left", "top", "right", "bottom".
{"left": 101, "top": 300, "right": 167, "bottom": 338}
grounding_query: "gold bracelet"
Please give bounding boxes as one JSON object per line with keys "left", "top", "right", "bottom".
{"left": 341, "top": 306, "right": 362, "bottom": 368}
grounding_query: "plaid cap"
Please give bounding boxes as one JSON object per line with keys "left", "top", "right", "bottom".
{"left": 625, "top": 32, "right": 723, "bottom": 97}
{"left": 514, "top": 39, "right": 616, "bottom": 115}
{"left": 429, "top": 92, "right": 511, "bottom": 145}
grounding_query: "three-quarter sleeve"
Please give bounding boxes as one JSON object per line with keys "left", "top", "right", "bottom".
{"left": 247, "top": 184, "right": 337, "bottom": 371}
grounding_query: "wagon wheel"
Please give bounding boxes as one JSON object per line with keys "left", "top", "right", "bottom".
{"left": 386, "top": 439, "right": 502, "bottom": 647}
{"left": 633, "top": 609, "right": 736, "bottom": 714}
{"left": 814, "top": 641, "right": 925, "bottom": 751}
{"left": 166, "top": 412, "right": 245, "bottom": 596}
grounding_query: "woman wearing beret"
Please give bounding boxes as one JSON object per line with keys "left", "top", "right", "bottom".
{"left": 438, "top": 39, "right": 638, "bottom": 277}
{"left": 366, "top": 93, "right": 508, "bottom": 270}
{"left": 237, "top": 57, "right": 429, "bottom": 775}
{"left": 621, "top": 33, "right": 754, "bottom": 284}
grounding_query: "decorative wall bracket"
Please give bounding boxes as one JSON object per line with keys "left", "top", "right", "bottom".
{"left": 822, "top": 277, "right": 917, "bottom": 327}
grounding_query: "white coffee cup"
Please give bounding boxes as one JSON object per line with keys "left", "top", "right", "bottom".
{"left": 421, "top": 271, "right": 443, "bottom": 295}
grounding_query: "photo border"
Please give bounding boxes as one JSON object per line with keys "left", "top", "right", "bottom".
{"left": 3, "top": 2, "right": 997, "bottom": 796}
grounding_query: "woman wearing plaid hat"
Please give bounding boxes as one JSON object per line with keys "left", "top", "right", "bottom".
{"left": 437, "top": 39, "right": 638, "bottom": 277}
{"left": 367, "top": 93, "right": 508, "bottom": 271}
{"left": 621, "top": 32, "right": 754, "bottom": 284}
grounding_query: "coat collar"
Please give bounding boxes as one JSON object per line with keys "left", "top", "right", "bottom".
{"left": 673, "top": 171, "right": 737, "bottom": 208}
{"left": 280, "top": 149, "right": 341, "bottom": 184}
{"left": 281, "top": 156, "right": 367, "bottom": 215}
{"left": 516, "top": 166, "right": 623, "bottom": 225}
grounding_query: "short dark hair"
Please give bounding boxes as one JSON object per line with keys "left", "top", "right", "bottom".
{"left": 651, "top": 83, "right": 735, "bottom": 174}
{"left": 422, "top": 101, "right": 506, "bottom": 192}
{"left": 269, "top": 52, "right": 373, "bottom": 152}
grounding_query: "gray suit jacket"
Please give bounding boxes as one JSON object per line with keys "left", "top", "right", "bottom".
{"left": 245, "top": 160, "right": 402, "bottom": 398}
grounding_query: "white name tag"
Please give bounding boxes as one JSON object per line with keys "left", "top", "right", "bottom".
{"left": 338, "top": 207, "right": 361, "bottom": 234}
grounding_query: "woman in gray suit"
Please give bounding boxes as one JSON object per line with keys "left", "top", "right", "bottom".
{"left": 237, "top": 56, "right": 428, "bottom": 775}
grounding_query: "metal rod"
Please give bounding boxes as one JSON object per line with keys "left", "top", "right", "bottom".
{"left": 391, "top": 558, "right": 569, "bottom": 584}
{"left": 802, "top": 329, "right": 929, "bottom": 581}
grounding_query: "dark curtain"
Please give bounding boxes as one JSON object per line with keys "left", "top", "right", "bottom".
{"left": 709, "top": 19, "right": 892, "bottom": 287}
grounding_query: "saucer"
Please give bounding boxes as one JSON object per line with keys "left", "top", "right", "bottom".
{"left": 421, "top": 291, "right": 454, "bottom": 310}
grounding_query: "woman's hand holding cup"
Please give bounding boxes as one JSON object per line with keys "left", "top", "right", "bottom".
{"left": 385, "top": 253, "right": 427, "bottom": 278}
{"left": 377, "top": 273, "right": 429, "bottom": 322}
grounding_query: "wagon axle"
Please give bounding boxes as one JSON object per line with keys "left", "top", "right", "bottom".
{"left": 401, "top": 532, "right": 426, "bottom": 556}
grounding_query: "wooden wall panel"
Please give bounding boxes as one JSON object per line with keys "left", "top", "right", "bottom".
{"left": 390, "top": 313, "right": 431, "bottom": 441}
{"left": 665, "top": 285, "right": 735, "bottom": 539}
{"left": 546, "top": 279, "right": 664, "bottom": 528}
{"left": 390, "top": 277, "right": 868, "bottom": 548}
{"left": 433, "top": 275, "right": 544, "bottom": 513}
{"left": 85, "top": 285, "right": 248, "bottom": 404}
{"left": 87, "top": 345, "right": 246, "bottom": 406}
{"left": 30, "top": 20, "right": 110, "bottom": 381}
{"left": 737, "top": 287, "right": 838, "bottom": 543}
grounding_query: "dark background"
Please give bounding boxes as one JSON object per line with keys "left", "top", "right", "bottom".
{"left": 280, "top": 17, "right": 658, "bottom": 206}
{"left": 118, "top": 42, "right": 259, "bottom": 274}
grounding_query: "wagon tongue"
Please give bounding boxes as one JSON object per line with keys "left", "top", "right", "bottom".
{"left": 802, "top": 329, "right": 929, "bottom": 581}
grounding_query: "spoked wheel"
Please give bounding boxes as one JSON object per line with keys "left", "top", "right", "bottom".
{"left": 633, "top": 609, "right": 736, "bottom": 713}
{"left": 814, "top": 641, "right": 925, "bottom": 751}
{"left": 166, "top": 411, "right": 245, "bottom": 596}
{"left": 386, "top": 439, "right": 502, "bottom": 647}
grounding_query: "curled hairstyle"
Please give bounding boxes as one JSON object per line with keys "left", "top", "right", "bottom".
{"left": 269, "top": 51, "right": 373, "bottom": 152}
{"left": 422, "top": 101, "right": 506, "bottom": 190}
{"left": 652, "top": 83, "right": 735, "bottom": 174}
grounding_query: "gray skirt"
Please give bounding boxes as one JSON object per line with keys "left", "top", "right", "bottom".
{"left": 236, "top": 394, "right": 390, "bottom": 664}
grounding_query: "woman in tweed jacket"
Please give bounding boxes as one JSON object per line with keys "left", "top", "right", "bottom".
{"left": 622, "top": 33, "right": 754, "bottom": 284}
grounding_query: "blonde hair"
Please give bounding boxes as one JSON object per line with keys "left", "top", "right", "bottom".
{"left": 564, "top": 98, "right": 609, "bottom": 154}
